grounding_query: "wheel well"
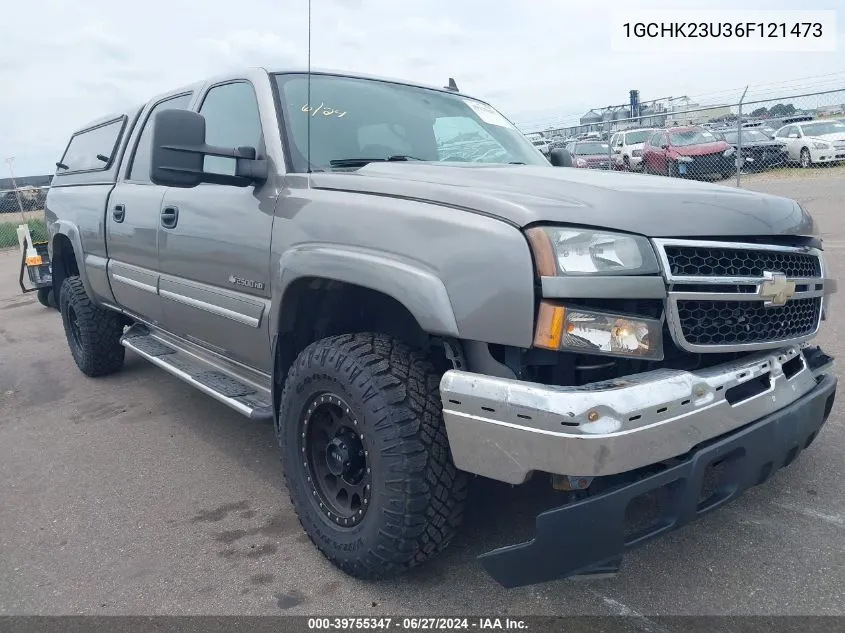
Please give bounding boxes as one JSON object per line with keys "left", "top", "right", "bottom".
{"left": 273, "top": 277, "right": 452, "bottom": 399}
{"left": 51, "top": 234, "right": 78, "bottom": 294}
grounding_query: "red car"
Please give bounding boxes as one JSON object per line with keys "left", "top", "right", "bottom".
{"left": 564, "top": 141, "right": 612, "bottom": 169}
{"left": 642, "top": 126, "right": 735, "bottom": 179}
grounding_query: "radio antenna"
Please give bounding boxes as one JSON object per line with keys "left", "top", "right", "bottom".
{"left": 306, "top": 0, "right": 312, "bottom": 175}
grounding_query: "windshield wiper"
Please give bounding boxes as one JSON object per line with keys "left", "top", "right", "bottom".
{"left": 329, "top": 155, "right": 426, "bottom": 168}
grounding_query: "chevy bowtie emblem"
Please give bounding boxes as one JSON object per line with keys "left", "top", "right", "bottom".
{"left": 759, "top": 271, "right": 795, "bottom": 307}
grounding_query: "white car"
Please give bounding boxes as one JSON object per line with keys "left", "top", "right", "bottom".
{"left": 609, "top": 128, "right": 654, "bottom": 171}
{"left": 773, "top": 120, "right": 845, "bottom": 168}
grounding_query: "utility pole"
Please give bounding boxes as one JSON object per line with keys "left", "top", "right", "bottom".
{"left": 5, "top": 157, "right": 27, "bottom": 225}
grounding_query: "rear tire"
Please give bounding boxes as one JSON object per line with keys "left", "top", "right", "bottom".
{"left": 59, "top": 276, "right": 125, "bottom": 377}
{"left": 279, "top": 333, "right": 467, "bottom": 579}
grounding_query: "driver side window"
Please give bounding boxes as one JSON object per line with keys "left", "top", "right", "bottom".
{"left": 199, "top": 81, "right": 263, "bottom": 176}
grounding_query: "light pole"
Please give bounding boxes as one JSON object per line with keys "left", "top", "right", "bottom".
{"left": 5, "top": 156, "right": 27, "bottom": 224}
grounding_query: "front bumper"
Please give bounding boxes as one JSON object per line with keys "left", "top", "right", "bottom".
{"left": 441, "top": 345, "right": 821, "bottom": 484}
{"left": 479, "top": 369, "right": 836, "bottom": 587}
{"left": 809, "top": 146, "right": 845, "bottom": 163}
{"left": 742, "top": 148, "right": 788, "bottom": 169}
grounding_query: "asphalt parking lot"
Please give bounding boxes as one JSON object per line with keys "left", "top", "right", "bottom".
{"left": 2, "top": 171, "right": 845, "bottom": 618}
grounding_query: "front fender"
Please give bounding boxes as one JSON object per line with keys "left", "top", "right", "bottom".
{"left": 268, "top": 245, "right": 460, "bottom": 340}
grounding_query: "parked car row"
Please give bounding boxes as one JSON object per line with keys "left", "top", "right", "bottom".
{"left": 549, "top": 118, "right": 845, "bottom": 179}
{"left": 566, "top": 126, "right": 736, "bottom": 180}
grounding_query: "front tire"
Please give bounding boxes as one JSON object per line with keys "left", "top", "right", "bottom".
{"left": 800, "top": 147, "right": 812, "bottom": 169}
{"left": 279, "top": 333, "right": 467, "bottom": 579}
{"left": 59, "top": 276, "right": 125, "bottom": 377}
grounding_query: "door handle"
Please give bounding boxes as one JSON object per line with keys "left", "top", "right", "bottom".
{"left": 160, "top": 205, "right": 179, "bottom": 229}
{"left": 112, "top": 204, "right": 125, "bottom": 223}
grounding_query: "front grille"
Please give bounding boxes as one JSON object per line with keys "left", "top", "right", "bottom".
{"left": 688, "top": 153, "right": 726, "bottom": 171}
{"left": 656, "top": 239, "right": 827, "bottom": 352}
{"left": 676, "top": 298, "right": 821, "bottom": 346}
{"left": 664, "top": 246, "right": 821, "bottom": 279}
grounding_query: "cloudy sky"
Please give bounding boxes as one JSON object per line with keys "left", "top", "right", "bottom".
{"left": 2, "top": 0, "right": 844, "bottom": 176}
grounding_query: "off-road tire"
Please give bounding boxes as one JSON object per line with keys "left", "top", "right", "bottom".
{"left": 59, "top": 276, "right": 125, "bottom": 377}
{"left": 279, "top": 333, "right": 467, "bottom": 579}
{"left": 800, "top": 147, "right": 812, "bottom": 169}
{"left": 36, "top": 287, "right": 57, "bottom": 309}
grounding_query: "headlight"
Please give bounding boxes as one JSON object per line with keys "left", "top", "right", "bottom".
{"left": 533, "top": 302, "right": 664, "bottom": 360}
{"left": 576, "top": 158, "right": 587, "bottom": 167}
{"left": 632, "top": 149, "right": 642, "bottom": 157}
{"left": 723, "top": 147, "right": 735, "bottom": 157}
{"left": 812, "top": 142, "right": 830, "bottom": 149}
{"left": 676, "top": 156, "right": 694, "bottom": 163}
{"left": 525, "top": 227, "right": 660, "bottom": 276}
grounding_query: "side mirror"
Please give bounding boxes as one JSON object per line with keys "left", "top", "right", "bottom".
{"left": 660, "top": 142, "right": 669, "bottom": 149}
{"left": 549, "top": 148, "right": 573, "bottom": 167}
{"left": 150, "top": 109, "right": 267, "bottom": 188}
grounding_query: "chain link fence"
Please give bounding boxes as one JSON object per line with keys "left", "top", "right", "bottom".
{"left": 527, "top": 88, "right": 845, "bottom": 183}
{"left": 0, "top": 186, "right": 48, "bottom": 249}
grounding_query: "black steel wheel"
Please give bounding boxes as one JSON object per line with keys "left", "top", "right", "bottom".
{"left": 301, "top": 392, "right": 372, "bottom": 527}
{"left": 279, "top": 333, "right": 467, "bottom": 579}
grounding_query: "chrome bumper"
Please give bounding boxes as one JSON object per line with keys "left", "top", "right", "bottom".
{"left": 440, "top": 346, "right": 832, "bottom": 484}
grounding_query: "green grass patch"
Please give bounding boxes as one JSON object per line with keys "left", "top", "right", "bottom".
{"left": 0, "top": 218, "right": 47, "bottom": 249}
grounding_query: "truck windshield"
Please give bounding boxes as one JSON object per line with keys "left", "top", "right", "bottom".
{"left": 274, "top": 73, "right": 548, "bottom": 171}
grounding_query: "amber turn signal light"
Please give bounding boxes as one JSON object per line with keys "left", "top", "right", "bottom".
{"left": 533, "top": 301, "right": 565, "bottom": 350}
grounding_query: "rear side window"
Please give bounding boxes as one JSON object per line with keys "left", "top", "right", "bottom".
{"left": 128, "top": 93, "right": 193, "bottom": 182}
{"left": 58, "top": 118, "right": 126, "bottom": 173}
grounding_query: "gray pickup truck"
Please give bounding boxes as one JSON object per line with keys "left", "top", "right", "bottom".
{"left": 45, "top": 67, "right": 837, "bottom": 587}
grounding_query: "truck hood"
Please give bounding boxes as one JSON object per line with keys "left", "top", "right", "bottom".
{"left": 309, "top": 163, "right": 814, "bottom": 237}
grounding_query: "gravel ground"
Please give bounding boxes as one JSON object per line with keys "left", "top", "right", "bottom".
{"left": 1, "top": 174, "right": 844, "bottom": 619}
